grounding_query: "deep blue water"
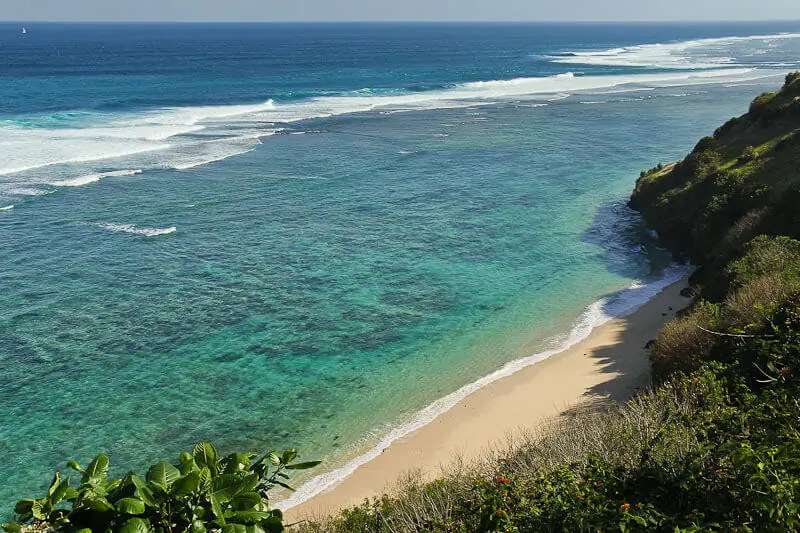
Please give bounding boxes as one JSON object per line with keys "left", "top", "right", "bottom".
{"left": 1, "top": 22, "right": 799, "bottom": 511}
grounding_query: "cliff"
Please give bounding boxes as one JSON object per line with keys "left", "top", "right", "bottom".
{"left": 630, "top": 72, "right": 800, "bottom": 296}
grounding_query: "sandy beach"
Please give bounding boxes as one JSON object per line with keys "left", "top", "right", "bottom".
{"left": 285, "top": 276, "right": 691, "bottom": 521}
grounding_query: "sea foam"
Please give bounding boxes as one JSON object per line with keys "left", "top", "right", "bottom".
{"left": 0, "top": 31, "right": 793, "bottom": 201}
{"left": 550, "top": 32, "right": 800, "bottom": 70}
{"left": 97, "top": 223, "right": 176, "bottom": 237}
{"left": 277, "top": 264, "right": 690, "bottom": 510}
{"left": 52, "top": 169, "right": 143, "bottom": 187}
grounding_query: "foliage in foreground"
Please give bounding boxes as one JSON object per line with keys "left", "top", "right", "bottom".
{"left": 3, "top": 442, "right": 320, "bottom": 533}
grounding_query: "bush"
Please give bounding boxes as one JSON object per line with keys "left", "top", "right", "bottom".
{"left": 749, "top": 91, "right": 777, "bottom": 117}
{"left": 727, "top": 235, "right": 800, "bottom": 287}
{"left": 738, "top": 145, "right": 759, "bottom": 164}
{"left": 692, "top": 136, "right": 716, "bottom": 153}
{"left": 2, "top": 442, "right": 320, "bottom": 533}
{"left": 650, "top": 301, "right": 720, "bottom": 377}
{"left": 714, "top": 208, "right": 767, "bottom": 260}
{"left": 724, "top": 273, "right": 800, "bottom": 330}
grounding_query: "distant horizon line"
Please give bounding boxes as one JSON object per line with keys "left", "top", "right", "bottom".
{"left": 3, "top": 19, "right": 800, "bottom": 24}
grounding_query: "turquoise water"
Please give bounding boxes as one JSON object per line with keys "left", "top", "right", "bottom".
{"left": 1, "top": 22, "right": 800, "bottom": 511}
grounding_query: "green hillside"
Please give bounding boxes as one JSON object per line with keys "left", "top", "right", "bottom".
{"left": 630, "top": 72, "right": 800, "bottom": 285}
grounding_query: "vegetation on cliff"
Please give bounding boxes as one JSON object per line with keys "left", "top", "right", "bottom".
{"left": 629, "top": 72, "right": 800, "bottom": 276}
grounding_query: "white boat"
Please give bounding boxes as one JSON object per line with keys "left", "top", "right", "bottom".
{"left": 22, "top": 27, "right": 27, "bottom": 34}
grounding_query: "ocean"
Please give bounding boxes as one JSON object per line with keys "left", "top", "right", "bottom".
{"left": 1, "top": 21, "right": 799, "bottom": 511}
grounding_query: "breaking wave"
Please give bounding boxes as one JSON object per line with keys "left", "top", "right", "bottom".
{"left": 1, "top": 31, "right": 796, "bottom": 202}
{"left": 97, "top": 223, "right": 177, "bottom": 237}
{"left": 52, "top": 169, "right": 143, "bottom": 187}
{"left": 549, "top": 32, "right": 800, "bottom": 70}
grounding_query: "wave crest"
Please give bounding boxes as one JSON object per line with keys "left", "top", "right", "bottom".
{"left": 97, "top": 223, "right": 176, "bottom": 237}
{"left": 52, "top": 169, "right": 143, "bottom": 187}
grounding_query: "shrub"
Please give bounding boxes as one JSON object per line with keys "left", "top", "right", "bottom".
{"left": 724, "top": 273, "right": 800, "bottom": 330}
{"left": 714, "top": 208, "right": 767, "bottom": 259}
{"left": 650, "top": 301, "right": 720, "bottom": 377}
{"left": 738, "top": 145, "right": 759, "bottom": 164}
{"left": 728, "top": 235, "right": 800, "bottom": 287}
{"left": 714, "top": 116, "right": 739, "bottom": 138}
{"left": 692, "top": 136, "right": 716, "bottom": 153}
{"left": 2, "top": 442, "right": 320, "bottom": 533}
{"left": 749, "top": 91, "right": 777, "bottom": 117}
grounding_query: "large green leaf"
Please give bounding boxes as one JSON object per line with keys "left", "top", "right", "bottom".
{"left": 280, "top": 449, "right": 297, "bottom": 465}
{"left": 221, "top": 524, "right": 247, "bottom": 533}
{"left": 30, "top": 500, "right": 45, "bottom": 521}
{"left": 116, "top": 497, "right": 146, "bottom": 515}
{"left": 212, "top": 474, "right": 258, "bottom": 501}
{"left": 81, "top": 454, "right": 110, "bottom": 484}
{"left": 83, "top": 496, "right": 114, "bottom": 513}
{"left": 198, "top": 467, "right": 213, "bottom": 491}
{"left": 266, "top": 453, "right": 281, "bottom": 466}
{"left": 13, "top": 499, "right": 34, "bottom": 516}
{"left": 210, "top": 494, "right": 225, "bottom": 524}
{"left": 191, "top": 521, "right": 208, "bottom": 533}
{"left": 230, "top": 492, "right": 262, "bottom": 511}
{"left": 284, "top": 461, "right": 321, "bottom": 471}
{"left": 118, "top": 517, "right": 151, "bottom": 533}
{"left": 146, "top": 461, "right": 181, "bottom": 489}
{"left": 172, "top": 471, "right": 201, "bottom": 496}
{"left": 47, "top": 473, "right": 62, "bottom": 497}
{"left": 1, "top": 524, "right": 22, "bottom": 533}
{"left": 193, "top": 441, "right": 218, "bottom": 470}
{"left": 227, "top": 510, "right": 273, "bottom": 524}
{"left": 66, "top": 460, "right": 83, "bottom": 473}
{"left": 130, "top": 474, "right": 156, "bottom": 507}
{"left": 179, "top": 452, "right": 197, "bottom": 475}
{"left": 50, "top": 477, "right": 71, "bottom": 505}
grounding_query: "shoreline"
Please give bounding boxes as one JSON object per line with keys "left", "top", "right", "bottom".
{"left": 281, "top": 269, "right": 692, "bottom": 520}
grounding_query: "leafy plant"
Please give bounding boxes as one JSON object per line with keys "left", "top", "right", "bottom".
{"left": 3, "top": 441, "right": 320, "bottom": 533}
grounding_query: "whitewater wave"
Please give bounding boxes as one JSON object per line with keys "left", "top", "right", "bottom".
{"left": 550, "top": 32, "right": 800, "bottom": 70}
{"left": 7, "top": 187, "right": 52, "bottom": 196}
{"left": 0, "top": 31, "right": 793, "bottom": 199}
{"left": 97, "top": 223, "right": 176, "bottom": 237}
{"left": 52, "top": 169, "right": 143, "bottom": 187}
{"left": 0, "top": 204, "right": 13, "bottom": 211}
{"left": 0, "top": 142, "right": 169, "bottom": 177}
{"left": 277, "top": 263, "right": 690, "bottom": 510}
